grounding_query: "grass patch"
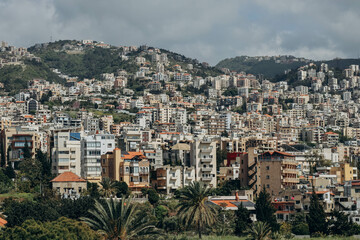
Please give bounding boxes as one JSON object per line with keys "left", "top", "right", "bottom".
{"left": 0, "top": 192, "right": 35, "bottom": 201}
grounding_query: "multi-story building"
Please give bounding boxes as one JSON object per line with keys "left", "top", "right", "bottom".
{"left": 190, "top": 137, "right": 217, "bottom": 188}
{"left": 81, "top": 133, "right": 115, "bottom": 182}
{"left": 258, "top": 151, "right": 299, "bottom": 196}
{"left": 101, "top": 148, "right": 150, "bottom": 193}
{"left": 52, "top": 131, "right": 82, "bottom": 176}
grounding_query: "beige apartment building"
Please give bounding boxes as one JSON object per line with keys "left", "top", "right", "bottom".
{"left": 259, "top": 151, "right": 299, "bottom": 196}
{"left": 155, "top": 165, "right": 195, "bottom": 194}
{"left": 190, "top": 137, "right": 217, "bottom": 188}
{"left": 101, "top": 148, "right": 150, "bottom": 192}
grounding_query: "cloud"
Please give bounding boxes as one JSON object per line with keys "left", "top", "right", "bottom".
{"left": 0, "top": 0, "right": 360, "bottom": 65}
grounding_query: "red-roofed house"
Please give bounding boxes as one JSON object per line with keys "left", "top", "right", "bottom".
{"left": 51, "top": 172, "right": 87, "bottom": 198}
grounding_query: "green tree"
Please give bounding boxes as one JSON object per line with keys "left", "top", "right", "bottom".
{"left": 255, "top": 186, "right": 279, "bottom": 232}
{"left": 4, "top": 164, "right": 16, "bottom": 179}
{"left": 216, "top": 148, "right": 227, "bottom": 171}
{"left": 234, "top": 202, "right": 252, "bottom": 236}
{"left": 291, "top": 213, "right": 309, "bottom": 235}
{"left": 3, "top": 200, "right": 60, "bottom": 227}
{"left": 19, "top": 157, "right": 42, "bottom": 187}
{"left": 329, "top": 210, "right": 353, "bottom": 236}
{"left": 0, "top": 140, "right": 5, "bottom": 167}
{"left": 142, "top": 188, "right": 160, "bottom": 205}
{"left": 0, "top": 217, "right": 99, "bottom": 240}
{"left": 246, "top": 221, "right": 272, "bottom": 240}
{"left": 59, "top": 196, "right": 95, "bottom": 220}
{"left": 35, "top": 149, "right": 51, "bottom": 181}
{"left": 81, "top": 197, "right": 157, "bottom": 240}
{"left": 22, "top": 140, "right": 32, "bottom": 159}
{"left": 223, "top": 87, "right": 238, "bottom": 96}
{"left": 177, "top": 181, "right": 216, "bottom": 239}
{"left": 307, "top": 190, "right": 328, "bottom": 235}
{"left": 114, "top": 181, "right": 130, "bottom": 197}
{"left": 99, "top": 177, "right": 116, "bottom": 198}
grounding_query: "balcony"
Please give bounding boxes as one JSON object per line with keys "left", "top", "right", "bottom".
{"left": 202, "top": 167, "right": 213, "bottom": 172}
{"left": 282, "top": 169, "right": 297, "bottom": 174}
{"left": 282, "top": 178, "right": 299, "bottom": 183}
{"left": 186, "top": 175, "right": 193, "bottom": 180}
{"left": 202, "top": 177, "right": 212, "bottom": 181}
{"left": 157, "top": 176, "right": 166, "bottom": 180}
{"left": 170, "top": 175, "right": 178, "bottom": 180}
{"left": 157, "top": 186, "right": 166, "bottom": 190}
{"left": 200, "top": 148, "right": 213, "bottom": 153}
{"left": 201, "top": 157, "right": 213, "bottom": 163}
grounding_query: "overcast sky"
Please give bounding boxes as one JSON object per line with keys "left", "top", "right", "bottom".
{"left": 1, "top": 0, "right": 359, "bottom": 65}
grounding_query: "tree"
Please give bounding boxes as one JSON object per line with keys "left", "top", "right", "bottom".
{"left": 59, "top": 196, "right": 96, "bottom": 220}
{"left": 246, "top": 221, "right": 272, "bottom": 240}
{"left": 3, "top": 200, "right": 60, "bottom": 227}
{"left": 0, "top": 140, "right": 5, "bottom": 167}
{"left": 255, "top": 186, "right": 279, "bottom": 232}
{"left": 114, "top": 181, "right": 130, "bottom": 197}
{"left": 177, "top": 181, "right": 217, "bottom": 239}
{"left": 0, "top": 217, "right": 99, "bottom": 240}
{"left": 99, "top": 177, "right": 116, "bottom": 198}
{"left": 329, "top": 210, "right": 353, "bottom": 236}
{"left": 35, "top": 149, "right": 51, "bottom": 181}
{"left": 81, "top": 197, "right": 157, "bottom": 240}
{"left": 22, "top": 140, "right": 32, "bottom": 159}
{"left": 307, "top": 190, "right": 328, "bottom": 236}
{"left": 223, "top": 87, "right": 238, "bottom": 96}
{"left": 148, "top": 188, "right": 160, "bottom": 205}
{"left": 18, "top": 157, "right": 42, "bottom": 187}
{"left": 291, "top": 213, "right": 309, "bottom": 235}
{"left": 216, "top": 148, "right": 227, "bottom": 171}
{"left": 4, "top": 164, "right": 16, "bottom": 179}
{"left": 235, "top": 202, "right": 252, "bottom": 236}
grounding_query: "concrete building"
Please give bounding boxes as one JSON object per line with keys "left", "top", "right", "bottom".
{"left": 258, "top": 151, "right": 299, "bottom": 196}
{"left": 190, "top": 137, "right": 217, "bottom": 188}
{"left": 51, "top": 171, "right": 87, "bottom": 199}
{"left": 52, "top": 131, "right": 82, "bottom": 176}
{"left": 81, "top": 133, "right": 115, "bottom": 182}
{"left": 101, "top": 148, "right": 150, "bottom": 192}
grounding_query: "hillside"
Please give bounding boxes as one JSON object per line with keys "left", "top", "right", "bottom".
{"left": 216, "top": 56, "right": 309, "bottom": 77}
{"left": 216, "top": 55, "right": 360, "bottom": 79}
{"left": 28, "top": 40, "right": 223, "bottom": 79}
{"left": 0, "top": 60, "right": 64, "bottom": 93}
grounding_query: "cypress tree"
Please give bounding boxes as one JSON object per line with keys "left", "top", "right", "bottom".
{"left": 255, "top": 186, "right": 279, "bottom": 231}
{"left": 307, "top": 190, "right": 328, "bottom": 235}
{"left": 234, "top": 202, "right": 252, "bottom": 236}
{"left": 23, "top": 140, "right": 32, "bottom": 159}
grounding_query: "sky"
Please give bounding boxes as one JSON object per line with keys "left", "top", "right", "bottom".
{"left": 1, "top": 0, "right": 360, "bottom": 65}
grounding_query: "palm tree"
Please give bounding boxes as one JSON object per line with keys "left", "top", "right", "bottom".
{"left": 246, "top": 221, "right": 272, "bottom": 240}
{"left": 81, "top": 197, "right": 157, "bottom": 240}
{"left": 100, "top": 177, "right": 116, "bottom": 198}
{"left": 177, "top": 181, "right": 216, "bottom": 239}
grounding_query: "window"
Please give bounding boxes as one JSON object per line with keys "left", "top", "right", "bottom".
{"left": 108, "top": 143, "right": 112, "bottom": 148}
{"left": 102, "top": 168, "right": 106, "bottom": 174}
{"left": 266, "top": 166, "right": 270, "bottom": 170}
{"left": 266, "top": 184, "right": 270, "bottom": 188}
{"left": 266, "top": 175, "right": 270, "bottom": 179}
{"left": 125, "top": 167, "right": 129, "bottom": 173}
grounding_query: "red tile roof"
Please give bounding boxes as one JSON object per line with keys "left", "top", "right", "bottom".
{"left": 0, "top": 217, "right": 7, "bottom": 227}
{"left": 51, "top": 172, "right": 86, "bottom": 182}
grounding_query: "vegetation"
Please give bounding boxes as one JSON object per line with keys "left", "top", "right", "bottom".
{"left": 0, "top": 217, "right": 100, "bottom": 240}
{"left": 307, "top": 190, "right": 328, "bottom": 236}
{"left": 177, "top": 181, "right": 217, "bottom": 239}
{"left": 255, "top": 186, "right": 279, "bottom": 232}
{"left": 81, "top": 197, "right": 157, "bottom": 240}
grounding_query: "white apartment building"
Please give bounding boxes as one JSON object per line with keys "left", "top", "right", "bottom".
{"left": 52, "top": 131, "right": 82, "bottom": 176}
{"left": 81, "top": 134, "right": 115, "bottom": 181}
{"left": 190, "top": 137, "right": 217, "bottom": 188}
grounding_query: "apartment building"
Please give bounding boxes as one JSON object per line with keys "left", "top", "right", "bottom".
{"left": 81, "top": 133, "right": 115, "bottom": 182}
{"left": 52, "top": 131, "right": 82, "bottom": 176}
{"left": 190, "top": 137, "right": 217, "bottom": 188}
{"left": 101, "top": 148, "right": 150, "bottom": 192}
{"left": 259, "top": 151, "right": 299, "bottom": 196}
{"left": 155, "top": 165, "right": 196, "bottom": 194}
